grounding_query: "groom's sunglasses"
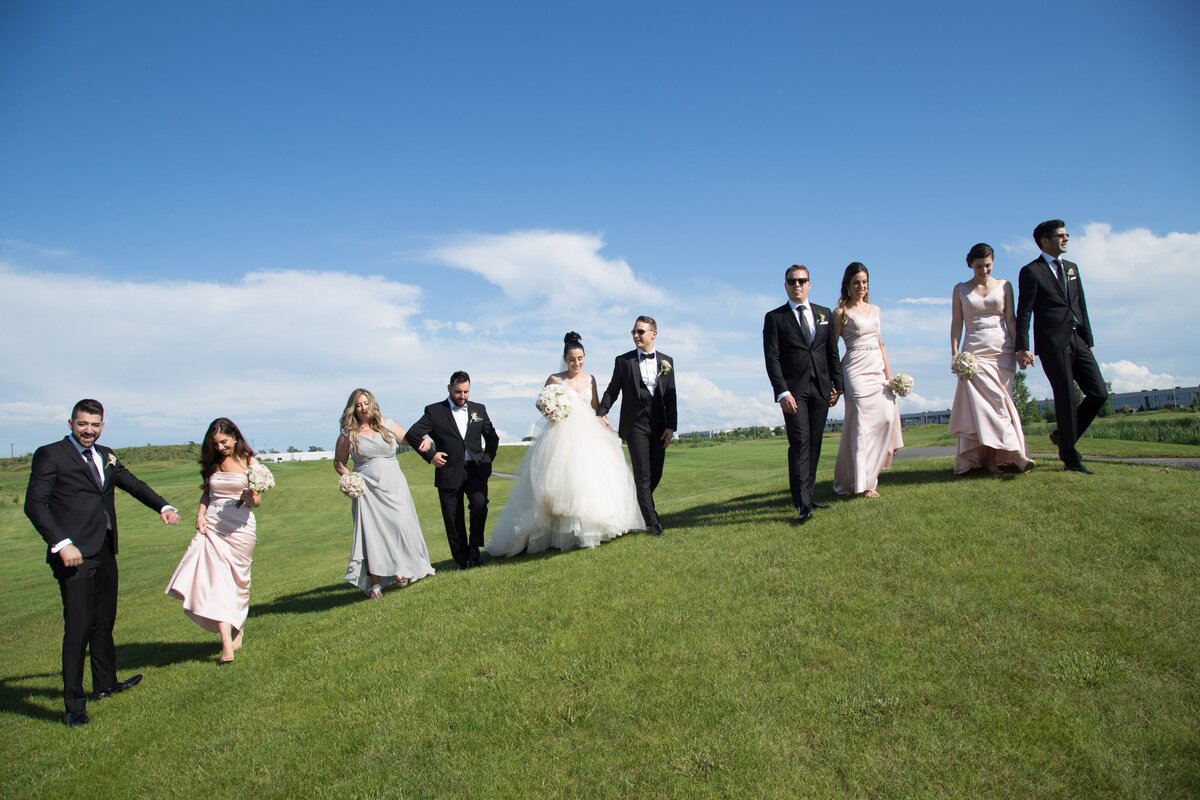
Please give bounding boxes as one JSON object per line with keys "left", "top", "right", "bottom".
{"left": 631, "top": 328, "right": 652, "bottom": 336}
{"left": 786, "top": 277, "right": 810, "bottom": 286}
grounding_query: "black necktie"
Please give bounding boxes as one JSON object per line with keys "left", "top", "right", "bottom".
{"left": 81, "top": 448, "right": 103, "bottom": 487}
{"left": 797, "top": 305, "right": 812, "bottom": 340}
{"left": 1052, "top": 258, "right": 1069, "bottom": 299}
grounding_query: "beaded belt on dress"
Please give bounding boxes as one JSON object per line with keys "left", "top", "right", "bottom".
{"left": 846, "top": 344, "right": 880, "bottom": 351}
{"left": 971, "top": 321, "right": 1002, "bottom": 330}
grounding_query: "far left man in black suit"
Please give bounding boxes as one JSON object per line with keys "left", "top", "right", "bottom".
{"left": 407, "top": 371, "right": 500, "bottom": 570}
{"left": 25, "top": 399, "right": 181, "bottom": 727}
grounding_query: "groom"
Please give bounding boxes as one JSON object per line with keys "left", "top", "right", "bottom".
{"left": 25, "top": 399, "right": 181, "bottom": 727}
{"left": 406, "top": 371, "right": 499, "bottom": 569}
{"left": 763, "top": 264, "right": 842, "bottom": 524}
{"left": 1015, "top": 219, "right": 1108, "bottom": 473}
{"left": 597, "top": 315, "right": 677, "bottom": 536}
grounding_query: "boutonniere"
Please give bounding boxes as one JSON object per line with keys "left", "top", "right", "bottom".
{"left": 816, "top": 312, "right": 828, "bottom": 325}
{"left": 1066, "top": 267, "right": 1077, "bottom": 280}
{"left": 469, "top": 412, "right": 482, "bottom": 423}
{"left": 106, "top": 453, "right": 118, "bottom": 469}
{"left": 659, "top": 361, "right": 672, "bottom": 376}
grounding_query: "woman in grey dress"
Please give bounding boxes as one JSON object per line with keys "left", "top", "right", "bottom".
{"left": 334, "top": 388, "right": 435, "bottom": 598}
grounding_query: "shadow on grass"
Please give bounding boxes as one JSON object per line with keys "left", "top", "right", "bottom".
{"left": 662, "top": 490, "right": 792, "bottom": 529}
{"left": 251, "top": 583, "right": 364, "bottom": 617}
{"left": 660, "top": 463, "right": 1004, "bottom": 530}
{"left": 114, "top": 640, "right": 220, "bottom": 669}
{"left": 0, "top": 671, "right": 65, "bottom": 724}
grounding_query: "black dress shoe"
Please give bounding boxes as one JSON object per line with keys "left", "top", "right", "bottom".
{"left": 795, "top": 506, "right": 814, "bottom": 524}
{"left": 93, "top": 673, "right": 142, "bottom": 701}
{"left": 648, "top": 522, "right": 664, "bottom": 536}
{"left": 468, "top": 546, "right": 482, "bottom": 565}
{"left": 1049, "top": 430, "right": 1060, "bottom": 447}
{"left": 809, "top": 502, "right": 829, "bottom": 510}
{"left": 64, "top": 710, "right": 90, "bottom": 727}
{"left": 1064, "top": 463, "right": 1093, "bottom": 474}
{"left": 456, "top": 562, "right": 469, "bottom": 571}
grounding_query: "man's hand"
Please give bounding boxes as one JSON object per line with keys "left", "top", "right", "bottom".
{"left": 829, "top": 388, "right": 840, "bottom": 408}
{"left": 432, "top": 452, "right": 449, "bottom": 468}
{"left": 780, "top": 395, "right": 798, "bottom": 415}
{"left": 416, "top": 435, "right": 433, "bottom": 454}
{"left": 598, "top": 416, "right": 611, "bottom": 430}
{"left": 161, "top": 509, "right": 181, "bottom": 525}
{"left": 1016, "top": 350, "right": 1034, "bottom": 369}
{"left": 59, "top": 544, "right": 83, "bottom": 568}
{"left": 660, "top": 428, "right": 674, "bottom": 448}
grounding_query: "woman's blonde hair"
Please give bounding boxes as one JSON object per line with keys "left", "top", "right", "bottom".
{"left": 339, "top": 388, "right": 394, "bottom": 455}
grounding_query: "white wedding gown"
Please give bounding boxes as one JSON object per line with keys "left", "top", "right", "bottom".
{"left": 487, "top": 381, "right": 645, "bottom": 556}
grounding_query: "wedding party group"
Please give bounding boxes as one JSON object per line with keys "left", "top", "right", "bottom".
{"left": 25, "top": 219, "right": 1105, "bottom": 727}
{"left": 765, "top": 218, "right": 1107, "bottom": 525}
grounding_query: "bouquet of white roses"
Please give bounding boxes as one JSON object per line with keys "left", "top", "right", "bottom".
{"left": 238, "top": 463, "right": 276, "bottom": 507}
{"left": 951, "top": 351, "right": 978, "bottom": 381}
{"left": 889, "top": 373, "right": 914, "bottom": 397}
{"left": 536, "top": 384, "right": 572, "bottom": 423}
{"left": 339, "top": 472, "right": 366, "bottom": 499}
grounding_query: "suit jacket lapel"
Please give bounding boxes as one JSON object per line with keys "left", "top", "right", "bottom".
{"left": 442, "top": 402, "right": 465, "bottom": 441}
{"left": 787, "top": 303, "right": 811, "bottom": 346}
{"left": 1042, "top": 258, "right": 1069, "bottom": 300}
{"left": 63, "top": 438, "right": 103, "bottom": 492}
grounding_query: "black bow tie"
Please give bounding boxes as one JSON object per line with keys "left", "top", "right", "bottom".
{"left": 640, "top": 352, "right": 656, "bottom": 361}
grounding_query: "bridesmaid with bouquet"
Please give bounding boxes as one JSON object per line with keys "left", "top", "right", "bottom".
{"left": 166, "top": 418, "right": 269, "bottom": 665}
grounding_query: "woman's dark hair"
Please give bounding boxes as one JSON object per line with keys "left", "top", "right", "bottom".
{"left": 836, "top": 261, "right": 870, "bottom": 321}
{"left": 966, "top": 242, "right": 994, "bottom": 265}
{"left": 563, "top": 331, "right": 584, "bottom": 356}
{"left": 199, "top": 417, "right": 255, "bottom": 487}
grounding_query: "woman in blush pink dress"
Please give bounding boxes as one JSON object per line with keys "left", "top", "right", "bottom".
{"left": 833, "top": 262, "right": 903, "bottom": 498}
{"left": 949, "top": 243, "right": 1035, "bottom": 474}
{"left": 166, "top": 418, "right": 262, "bottom": 665}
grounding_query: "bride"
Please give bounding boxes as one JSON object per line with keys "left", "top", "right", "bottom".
{"left": 487, "top": 332, "right": 645, "bottom": 556}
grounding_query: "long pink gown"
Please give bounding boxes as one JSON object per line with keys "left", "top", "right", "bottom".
{"left": 166, "top": 471, "right": 256, "bottom": 632}
{"left": 948, "top": 280, "right": 1031, "bottom": 472}
{"left": 834, "top": 305, "right": 903, "bottom": 495}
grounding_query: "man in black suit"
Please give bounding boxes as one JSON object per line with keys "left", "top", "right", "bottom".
{"left": 1016, "top": 219, "right": 1108, "bottom": 473}
{"left": 763, "top": 264, "right": 843, "bottom": 523}
{"left": 25, "top": 399, "right": 181, "bottom": 727}
{"left": 597, "top": 315, "right": 678, "bottom": 536}
{"left": 406, "top": 371, "right": 499, "bottom": 569}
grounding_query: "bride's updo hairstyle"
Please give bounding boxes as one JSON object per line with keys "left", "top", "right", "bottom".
{"left": 563, "top": 331, "right": 584, "bottom": 356}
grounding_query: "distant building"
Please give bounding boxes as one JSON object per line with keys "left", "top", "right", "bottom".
{"left": 257, "top": 450, "right": 335, "bottom": 464}
{"left": 1110, "top": 385, "right": 1199, "bottom": 412}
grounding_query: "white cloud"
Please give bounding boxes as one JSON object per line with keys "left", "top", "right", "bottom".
{"left": 1101, "top": 359, "right": 1195, "bottom": 393}
{"left": 429, "top": 230, "right": 667, "bottom": 308}
{"left": 897, "top": 297, "right": 951, "bottom": 305}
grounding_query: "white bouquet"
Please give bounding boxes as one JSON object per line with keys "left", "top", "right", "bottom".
{"left": 238, "top": 463, "right": 276, "bottom": 507}
{"left": 889, "top": 373, "right": 914, "bottom": 397}
{"left": 339, "top": 472, "right": 366, "bottom": 499}
{"left": 536, "top": 384, "right": 572, "bottom": 423}
{"left": 951, "top": 351, "right": 978, "bottom": 381}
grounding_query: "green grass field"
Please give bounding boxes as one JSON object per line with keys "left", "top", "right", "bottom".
{"left": 1, "top": 433, "right": 1198, "bottom": 799}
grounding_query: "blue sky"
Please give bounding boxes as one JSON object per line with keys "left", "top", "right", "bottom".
{"left": 2, "top": 0, "right": 1198, "bottom": 454}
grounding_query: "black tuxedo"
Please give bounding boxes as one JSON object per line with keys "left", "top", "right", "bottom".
{"left": 597, "top": 350, "right": 677, "bottom": 529}
{"left": 25, "top": 437, "right": 171, "bottom": 713}
{"left": 1015, "top": 254, "right": 1107, "bottom": 467}
{"left": 406, "top": 400, "right": 499, "bottom": 567}
{"left": 763, "top": 301, "right": 843, "bottom": 510}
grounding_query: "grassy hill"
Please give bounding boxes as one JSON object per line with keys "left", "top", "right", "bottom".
{"left": 1, "top": 435, "right": 1197, "bottom": 798}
